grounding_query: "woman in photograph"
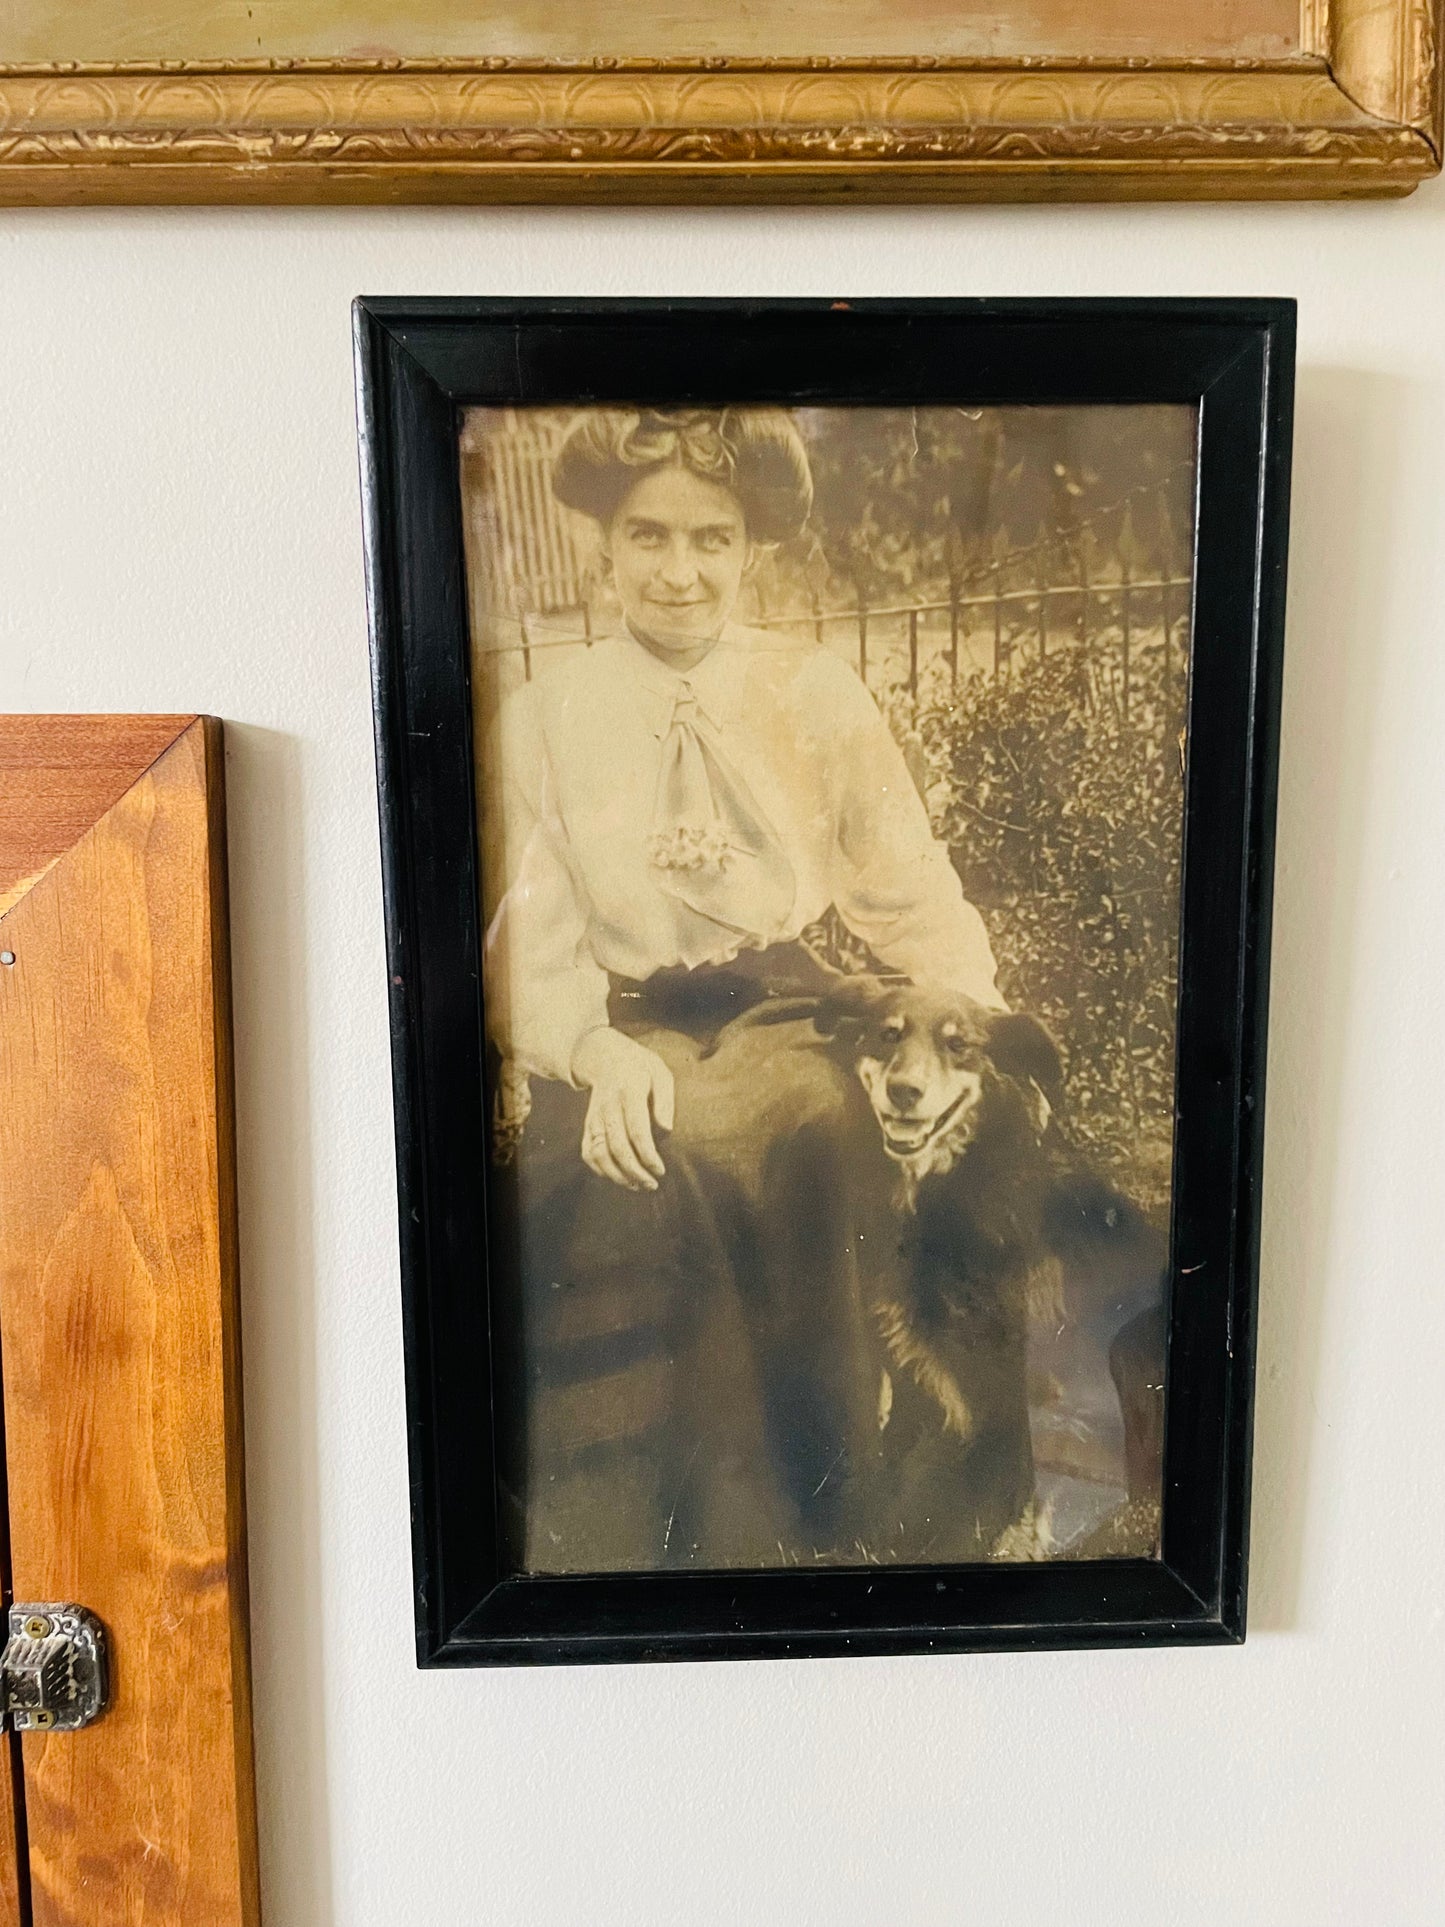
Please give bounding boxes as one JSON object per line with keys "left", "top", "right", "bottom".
{"left": 485, "top": 406, "right": 1006, "bottom": 1572}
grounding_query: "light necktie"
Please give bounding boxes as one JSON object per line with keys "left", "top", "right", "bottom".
{"left": 648, "top": 682, "right": 796, "bottom": 964}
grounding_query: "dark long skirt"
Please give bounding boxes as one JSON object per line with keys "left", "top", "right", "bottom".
{"left": 487, "top": 948, "right": 1035, "bottom": 1573}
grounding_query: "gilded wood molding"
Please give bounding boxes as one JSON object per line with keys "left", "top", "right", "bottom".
{"left": 0, "top": 2, "right": 1438, "bottom": 202}
{"left": 1327, "top": 0, "right": 1441, "bottom": 135}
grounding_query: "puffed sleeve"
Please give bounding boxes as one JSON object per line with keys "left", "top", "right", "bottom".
{"left": 819, "top": 660, "right": 1004, "bottom": 1008}
{"left": 481, "top": 684, "right": 612, "bottom": 1084}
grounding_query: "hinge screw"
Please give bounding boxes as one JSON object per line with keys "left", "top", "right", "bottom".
{"left": 2, "top": 1605, "right": 108, "bottom": 1733}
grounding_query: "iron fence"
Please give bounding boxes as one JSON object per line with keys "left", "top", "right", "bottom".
{"left": 464, "top": 412, "right": 1193, "bottom": 711}
{"left": 476, "top": 553, "right": 1191, "bottom": 712}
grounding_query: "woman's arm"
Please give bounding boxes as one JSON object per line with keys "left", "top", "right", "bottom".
{"left": 484, "top": 688, "right": 613, "bottom": 1084}
{"left": 485, "top": 686, "right": 675, "bottom": 1188}
{"left": 823, "top": 663, "right": 1005, "bottom": 1007}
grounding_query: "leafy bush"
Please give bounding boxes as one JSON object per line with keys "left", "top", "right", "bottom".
{"left": 921, "top": 632, "right": 1186, "bottom": 1208}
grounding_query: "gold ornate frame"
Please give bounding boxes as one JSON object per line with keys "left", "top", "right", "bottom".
{"left": 0, "top": 0, "right": 1438, "bottom": 203}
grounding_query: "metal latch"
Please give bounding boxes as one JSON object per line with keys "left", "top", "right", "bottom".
{"left": 1, "top": 1605, "right": 109, "bottom": 1732}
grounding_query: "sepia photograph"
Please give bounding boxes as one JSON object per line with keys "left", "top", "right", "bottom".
{"left": 465, "top": 396, "right": 1196, "bottom": 1576}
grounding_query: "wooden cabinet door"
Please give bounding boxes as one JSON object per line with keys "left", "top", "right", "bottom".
{"left": 0, "top": 716, "right": 260, "bottom": 1927}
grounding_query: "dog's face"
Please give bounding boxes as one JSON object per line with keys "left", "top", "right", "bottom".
{"left": 817, "top": 979, "right": 1062, "bottom": 1170}
{"left": 855, "top": 993, "right": 991, "bottom": 1158}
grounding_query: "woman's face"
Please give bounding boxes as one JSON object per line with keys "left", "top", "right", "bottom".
{"left": 604, "top": 464, "right": 753, "bottom": 654}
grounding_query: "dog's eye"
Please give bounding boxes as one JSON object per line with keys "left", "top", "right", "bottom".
{"left": 881, "top": 1021, "right": 906, "bottom": 1044}
{"left": 945, "top": 1034, "right": 970, "bottom": 1058}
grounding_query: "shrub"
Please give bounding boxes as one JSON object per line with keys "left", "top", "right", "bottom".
{"left": 921, "top": 633, "right": 1185, "bottom": 1208}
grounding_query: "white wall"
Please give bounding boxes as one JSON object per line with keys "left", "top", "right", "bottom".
{"left": 2, "top": 191, "right": 1442, "bottom": 1927}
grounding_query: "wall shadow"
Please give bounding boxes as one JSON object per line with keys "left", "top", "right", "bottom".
{"left": 1244, "top": 366, "right": 1405, "bottom": 1632}
{"left": 222, "top": 722, "right": 336, "bottom": 1926}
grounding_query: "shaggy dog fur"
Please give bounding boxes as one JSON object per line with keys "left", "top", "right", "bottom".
{"left": 734, "top": 976, "right": 1166, "bottom": 1558}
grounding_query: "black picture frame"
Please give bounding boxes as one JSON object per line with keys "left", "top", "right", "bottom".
{"left": 354, "top": 296, "right": 1294, "bottom": 1667}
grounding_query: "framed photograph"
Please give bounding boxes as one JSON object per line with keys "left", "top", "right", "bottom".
{"left": 1, "top": 3, "right": 1438, "bottom": 203}
{"left": 357, "top": 296, "right": 1293, "bottom": 1666}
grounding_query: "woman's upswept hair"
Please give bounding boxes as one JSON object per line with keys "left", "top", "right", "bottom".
{"left": 552, "top": 406, "right": 814, "bottom": 545}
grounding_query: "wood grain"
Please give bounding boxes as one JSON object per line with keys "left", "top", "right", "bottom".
{"left": 0, "top": 1, "right": 1438, "bottom": 202}
{"left": 0, "top": 1742, "right": 23, "bottom": 1927}
{"left": 0, "top": 1408, "right": 26, "bottom": 1927}
{"left": 0, "top": 1326, "right": 26, "bottom": 1927}
{"left": 0, "top": 716, "right": 195, "bottom": 915}
{"left": 0, "top": 718, "right": 260, "bottom": 1927}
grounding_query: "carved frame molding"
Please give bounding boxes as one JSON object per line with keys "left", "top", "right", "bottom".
{"left": 0, "top": 0, "right": 1438, "bottom": 203}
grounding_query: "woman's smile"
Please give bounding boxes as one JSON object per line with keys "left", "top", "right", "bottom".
{"left": 604, "top": 463, "right": 757, "bottom": 655}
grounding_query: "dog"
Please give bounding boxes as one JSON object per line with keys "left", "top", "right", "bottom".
{"left": 731, "top": 974, "right": 1165, "bottom": 1558}
{"left": 819, "top": 977, "right": 1069, "bottom": 1552}
{"left": 812, "top": 975, "right": 1063, "bottom": 1208}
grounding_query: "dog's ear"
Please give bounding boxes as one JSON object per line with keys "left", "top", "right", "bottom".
{"left": 986, "top": 1011, "right": 1064, "bottom": 1099}
{"left": 813, "top": 973, "right": 898, "bottom": 1037}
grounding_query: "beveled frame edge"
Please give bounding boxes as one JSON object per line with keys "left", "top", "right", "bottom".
{"left": 355, "top": 296, "right": 1294, "bottom": 1666}
{"left": 2, "top": 0, "right": 1439, "bottom": 204}
{"left": 0, "top": 713, "right": 262, "bottom": 1912}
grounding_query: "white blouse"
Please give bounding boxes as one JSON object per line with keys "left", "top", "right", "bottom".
{"left": 482, "top": 626, "right": 1001, "bottom": 1084}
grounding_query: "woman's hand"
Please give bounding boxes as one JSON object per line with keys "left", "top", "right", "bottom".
{"left": 570, "top": 1028, "right": 676, "bottom": 1192}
